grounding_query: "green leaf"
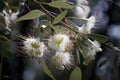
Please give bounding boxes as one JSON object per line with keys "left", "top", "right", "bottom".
{"left": 70, "top": 66, "right": 82, "bottom": 80}
{"left": 16, "top": 10, "right": 44, "bottom": 22}
{"left": 67, "top": 17, "right": 88, "bottom": 24}
{"left": 47, "top": 1, "right": 74, "bottom": 9}
{"left": 54, "top": 25, "right": 66, "bottom": 33}
{"left": 87, "top": 34, "right": 108, "bottom": 43}
{"left": 76, "top": 49, "right": 81, "bottom": 65}
{"left": 40, "top": 20, "right": 49, "bottom": 27}
{"left": 66, "top": 19, "right": 80, "bottom": 32}
{"left": 52, "top": 10, "right": 68, "bottom": 25}
{"left": 42, "top": 63, "right": 56, "bottom": 80}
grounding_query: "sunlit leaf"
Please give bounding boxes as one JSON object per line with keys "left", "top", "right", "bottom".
{"left": 87, "top": 34, "right": 108, "bottom": 43}
{"left": 16, "top": 10, "right": 44, "bottom": 21}
{"left": 70, "top": 66, "right": 82, "bottom": 80}
{"left": 52, "top": 10, "right": 68, "bottom": 25}
{"left": 47, "top": 1, "right": 74, "bottom": 9}
{"left": 42, "top": 63, "right": 56, "bottom": 80}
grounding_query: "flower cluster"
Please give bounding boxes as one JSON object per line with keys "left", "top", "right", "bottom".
{"left": 22, "top": 33, "right": 74, "bottom": 70}
{"left": 48, "top": 34, "right": 74, "bottom": 70}
{"left": 22, "top": 24, "right": 102, "bottom": 69}
{"left": 81, "top": 39, "right": 102, "bottom": 65}
{"left": 76, "top": 15, "right": 102, "bottom": 65}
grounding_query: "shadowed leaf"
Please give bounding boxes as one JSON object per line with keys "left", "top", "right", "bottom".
{"left": 87, "top": 34, "right": 108, "bottom": 43}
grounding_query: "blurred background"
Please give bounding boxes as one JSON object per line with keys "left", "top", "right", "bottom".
{"left": 0, "top": 0, "right": 120, "bottom": 80}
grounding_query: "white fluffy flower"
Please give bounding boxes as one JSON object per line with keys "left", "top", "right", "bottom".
{"left": 79, "top": 16, "right": 96, "bottom": 33}
{"left": 23, "top": 37, "right": 46, "bottom": 58}
{"left": 48, "top": 34, "right": 71, "bottom": 51}
{"left": 3, "top": 10, "right": 19, "bottom": 31}
{"left": 81, "top": 39, "right": 102, "bottom": 65}
{"left": 75, "top": 0, "right": 90, "bottom": 18}
{"left": 50, "top": 51, "right": 73, "bottom": 70}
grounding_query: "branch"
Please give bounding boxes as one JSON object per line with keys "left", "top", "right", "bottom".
{"left": 33, "top": 0, "right": 80, "bottom": 34}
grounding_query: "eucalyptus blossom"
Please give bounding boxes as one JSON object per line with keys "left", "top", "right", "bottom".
{"left": 79, "top": 16, "right": 96, "bottom": 33}
{"left": 48, "top": 33, "right": 71, "bottom": 51}
{"left": 81, "top": 39, "right": 102, "bottom": 65}
{"left": 23, "top": 37, "right": 46, "bottom": 58}
{"left": 50, "top": 51, "right": 74, "bottom": 70}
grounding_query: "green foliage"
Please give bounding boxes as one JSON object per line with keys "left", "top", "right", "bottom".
{"left": 40, "top": 20, "right": 50, "bottom": 27}
{"left": 66, "top": 19, "right": 80, "bottom": 32}
{"left": 76, "top": 49, "right": 81, "bottom": 65}
{"left": 42, "top": 63, "right": 56, "bottom": 80}
{"left": 67, "top": 17, "right": 88, "bottom": 24}
{"left": 70, "top": 66, "right": 82, "bottom": 80}
{"left": 47, "top": 1, "right": 74, "bottom": 9}
{"left": 52, "top": 10, "right": 68, "bottom": 25}
{"left": 87, "top": 34, "right": 108, "bottom": 43}
{"left": 54, "top": 25, "right": 67, "bottom": 33}
{"left": 16, "top": 10, "right": 44, "bottom": 22}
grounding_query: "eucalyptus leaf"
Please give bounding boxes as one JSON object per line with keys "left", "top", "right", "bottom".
{"left": 67, "top": 17, "right": 87, "bottom": 24}
{"left": 47, "top": 1, "right": 74, "bottom": 9}
{"left": 66, "top": 19, "right": 79, "bottom": 32}
{"left": 76, "top": 49, "right": 80, "bottom": 65}
{"left": 40, "top": 20, "right": 49, "bottom": 27}
{"left": 52, "top": 10, "right": 68, "bottom": 25}
{"left": 87, "top": 34, "right": 108, "bottom": 43}
{"left": 70, "top": 66, "right": 82, "bottom": 80}
{"left": 42, "top": 63, "right": 56, "bottom": 80}
{"left": 54, "top": 25, "right": 66, "bottom": 33}
{"left": 16, "top": 10, "right": 44, "bottom": 21}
